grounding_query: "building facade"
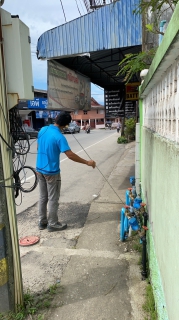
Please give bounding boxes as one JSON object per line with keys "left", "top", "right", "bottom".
{"left": 71, "top": 97, "right": 105, "bottom": 129}
{"left": 18, "top": 90, "right": 106, "bottom": 130}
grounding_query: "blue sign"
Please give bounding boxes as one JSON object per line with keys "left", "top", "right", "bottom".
{"left": 28, "top": 98, "right": 48, "bottom": 109}
{"left": 35, "top": 110, "right": 61, "bottom": 119}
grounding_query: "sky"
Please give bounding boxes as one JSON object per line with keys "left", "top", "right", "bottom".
{"left": 2, "top": 0, "right": 104, "bottom": 105}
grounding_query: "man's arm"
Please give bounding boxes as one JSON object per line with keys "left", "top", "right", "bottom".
{"left": 65, "top": 150, "right": 96, "bottom": 169}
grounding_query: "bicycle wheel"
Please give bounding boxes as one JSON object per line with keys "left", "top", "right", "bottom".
{"left": 14, "top": 134, "right": 30, "bottom": 155}
{"left": 17, "top": 166, "right": 38, "bottom": 193}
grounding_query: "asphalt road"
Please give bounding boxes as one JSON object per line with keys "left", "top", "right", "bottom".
{"left": 16, "top": 129, "right": 123, "bottom": 213}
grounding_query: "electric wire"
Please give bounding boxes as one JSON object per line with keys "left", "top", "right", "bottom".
{"left": 93, "top": 84, "right": 104, "bottom": 91}
{"left": 0, "top": 103, "right": 15, "bottom": 152}
{"left": 59, "top": 0, "right": 67, "bottom": 22}
{"left": 70, "top": 132, "right": 125, "bottom": 204}
{"left": 0, "top": 132, "right": 13, "bottom": 151}
{"left": 75, "top": 0, "right": 82, "bottom": 15}
{"left": 0, "top": 104, "right": 38, "bottom": 201}
{"left": 78, "top": 0, "right": 87, "bottom": 14}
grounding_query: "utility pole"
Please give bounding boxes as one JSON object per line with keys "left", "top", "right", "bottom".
{"left": 0, "top": 5, "right": 23, "bottom": 312}
{"left": 0, "top": 143, "right": 15, "bottom": 311}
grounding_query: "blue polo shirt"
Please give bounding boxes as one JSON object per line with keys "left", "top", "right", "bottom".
{"left": 36, "top": 125, "right": 70, "bottom": 175}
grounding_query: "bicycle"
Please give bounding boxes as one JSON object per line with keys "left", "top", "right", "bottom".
{"left": 13, "top": 166, "right": 38, "bottom": 199}
{"left": 9, "top": 107, "right": 30, "bottom": 156}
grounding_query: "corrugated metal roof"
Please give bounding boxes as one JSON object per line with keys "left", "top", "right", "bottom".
{"left": 37, "top": 1, "right": 141, "bottom": 60}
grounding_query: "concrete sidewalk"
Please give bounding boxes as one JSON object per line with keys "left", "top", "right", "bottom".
{"left": 43, "top": 142, "right": 146, "bottom": 320}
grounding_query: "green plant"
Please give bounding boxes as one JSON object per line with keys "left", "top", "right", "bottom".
{"left": 49, "top": 284, "right": 58, "bottom": 295}
{"left": 133, "top": 0, "right": 177, "bottom": 15}
{"left": 117, "top": 49, "right": 156, "bottom": 83}
{"left": 133, "top": 242, "right": 142, "bottom": 252}
{"left": 117, "top": 136, "right": 128, "bottom": 144}
{"left": 143, "top": 283, "right": 158, "bottom": 320}
{"left": 117, "top": 0, "right": 178, "bottom": 83}
{"left": 134, "top": 0, "right": 177, "bottom": 36}
{"left": 0, "top": 284, "right": 61, "bottom": 320}
{"left": 124, "top": 118, "right": 136, "bottom": 139}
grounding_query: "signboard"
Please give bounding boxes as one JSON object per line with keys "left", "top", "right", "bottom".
{"left": 105, "top": 89, "right": 136, "bottom": 118}
{"left": 35, "top": 110, "right": 60, "bottom": 119}
{"left": 28, "top": 98, "right": 48, "bottom": 109}
{"left": 105, "top": 89, "right": 124, "bottom": 117}
{"left": 48, "top": 60, "right": 91, "bottom": 111}
{"left": 125, "top": 83, "right": 140, "bottom": 101}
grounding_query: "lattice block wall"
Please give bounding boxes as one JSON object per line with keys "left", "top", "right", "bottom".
{"left": 143, "top": 58, "right": 179, "bottom": 142}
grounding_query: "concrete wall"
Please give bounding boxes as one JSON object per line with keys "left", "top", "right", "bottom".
{"left": 141, "top": 129, "right": 179, "bottom": 319}
{"left": 139, "top": 3, "right": 179, "bottom": 319}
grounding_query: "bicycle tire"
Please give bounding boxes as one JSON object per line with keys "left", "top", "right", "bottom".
{"left": 14, "top": 133, "right": 30, "bottom": 155}
{"left": 17, "top": 166, "right": 38, "bottom": 193}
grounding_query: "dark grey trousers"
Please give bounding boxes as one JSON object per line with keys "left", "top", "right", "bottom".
{"left": 37, "top": 172, "right": 61, "bottom": 226}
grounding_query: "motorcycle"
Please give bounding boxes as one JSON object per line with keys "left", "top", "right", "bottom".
{"left": 86, "top": 127, "right": 90, "bottom": 134}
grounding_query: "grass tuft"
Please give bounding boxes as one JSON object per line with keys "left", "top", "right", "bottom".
{"left": 0, "top": 284, "right": 62, "bottom": 320}
{"left": 143, "top": 283, "right": 158, "bottom": 320}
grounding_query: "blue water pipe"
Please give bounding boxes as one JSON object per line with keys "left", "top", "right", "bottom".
{"left": 126, "top": 176, "right": 136, "bottom": 205}
{"left": 128, "top": 217, "right": 140, "bottom": 231}
{"left": 133, "top": 196, "right": 142, "bottom": 210}
{"left": 120, "top": 207, "right": 126, "bottom": 241}
{"left": 129, "top": 176, "right": 135, "bottom": 186}
{"left": 121, "top": 176, "right": 140, "bottom": 241}
{"left": 159, "top": 20, "right": 166, "bottom": 44}
{"left": 125, "top": 189, "right": 130, "bottom": 205}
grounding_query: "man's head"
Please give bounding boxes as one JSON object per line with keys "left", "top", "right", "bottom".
{"left": 55, "top": 112, "right": 72, "bottom": 127}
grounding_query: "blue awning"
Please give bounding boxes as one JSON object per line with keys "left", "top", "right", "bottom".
{"left": 37, "top": 1, "right": 141, "bottom": 59}
{"left": 37, "top": 1, "right": 142, "bottom": 90}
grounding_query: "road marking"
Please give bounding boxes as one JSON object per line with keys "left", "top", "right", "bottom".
{"left": 60, "top": 132, "right": 117, "bottom": 162}
{"left": 26, "top": 132, "right": 117, "bottom": 180}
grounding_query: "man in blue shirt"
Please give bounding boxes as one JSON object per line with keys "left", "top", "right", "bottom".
{"left": 36, "top": 111, "right": 96, "bottom": 232}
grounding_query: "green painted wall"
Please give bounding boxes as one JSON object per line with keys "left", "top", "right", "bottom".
{"left": 139, "top": 98, "right": 143, "bottom": 182}
{"left": 138, "top": 3, "right": 179, "bottom": 319}
{"left": 141, "top": 128, "right": 179, "bottom": 320}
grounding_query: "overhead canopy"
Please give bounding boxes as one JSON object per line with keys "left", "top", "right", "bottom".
{"left": 37, "top": 1, "right": 142, "bottom": 90}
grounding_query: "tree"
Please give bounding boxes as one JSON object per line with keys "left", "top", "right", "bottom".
{"left": 117, "top": 0, "right": 177, "bottom": 83}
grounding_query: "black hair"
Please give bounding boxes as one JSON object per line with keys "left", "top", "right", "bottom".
{"left": 55, "top": 111, "right": 72, "bottom": 126}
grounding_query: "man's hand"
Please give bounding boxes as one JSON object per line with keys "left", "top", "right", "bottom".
{"left": 65, "top": 150, "right": 96, "bottom": 168}
{"left": 87, "top": 160, "right": 96, "bottom": 168}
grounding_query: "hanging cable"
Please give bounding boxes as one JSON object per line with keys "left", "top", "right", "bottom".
{"left": 59, "top": 0, "right": 67, "bottom": 22}
{"left": 75, "top": 0, "right": 82, "bottom": 15}
{"left": 79, "top": 0, "right": 87, "bottom": 14}
{"left": 93, "top": 83, "right": 104, "bottom": 90}
{"left": 71, "top": 132, "right": 125, "bottom": 204}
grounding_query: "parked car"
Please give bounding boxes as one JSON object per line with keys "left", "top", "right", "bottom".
{"left": 22, "top": 126, "right": 38, "bottom": 139}
{"left": 63, "top": 123, "right": 80, "bottom": 134}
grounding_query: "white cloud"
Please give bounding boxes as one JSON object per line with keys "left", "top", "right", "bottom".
{"left": 2, "top": 0, "right": 104, "bottom": 104}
